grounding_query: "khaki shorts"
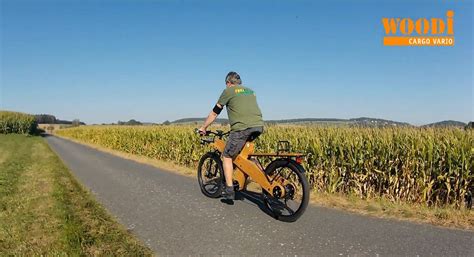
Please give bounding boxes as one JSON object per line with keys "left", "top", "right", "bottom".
{"left": 223, "top": 126, "right": 263, "bottom": 158}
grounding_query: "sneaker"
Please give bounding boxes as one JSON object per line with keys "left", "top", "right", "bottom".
{"left": 222, "top": 186, "right": 235, "bottom": 200}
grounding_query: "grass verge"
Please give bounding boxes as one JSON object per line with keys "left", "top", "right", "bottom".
{"left": 55, "top": 133, "right": 473, "bottom": 231}
{"left": 310, "top": 192, "right": 473, "bottom": 231}
{"left": 0, "top": 134, "right": 153, "bottom": 255}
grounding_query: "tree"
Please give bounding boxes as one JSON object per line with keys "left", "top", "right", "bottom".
{"left": 47, "top": 125, "right": 55, "bottom": 133}
{"left": 118, "top": 119, "right": 142, "bottom": 126}
{"left": 72, "top": 119, "right": 81, "bottom": 127}
{"left": 35, "top": 114, "right": 57, "bottom": 124}
{"left": 465, "top": 122, "right": 473, "bottom": 130}
{"left": 127, "top": 119, "right": 142, "bottom": 125}
{"left": 163, "top": 120, "right": 171, "bottom": 125}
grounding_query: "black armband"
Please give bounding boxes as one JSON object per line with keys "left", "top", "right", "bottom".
{"left": 213, "top": 104, "right": 223, "bottom": 114}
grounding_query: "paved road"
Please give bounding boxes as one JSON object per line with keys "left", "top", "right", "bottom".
{"left": 45, "top": 135, "right": 473, "bottom": 256}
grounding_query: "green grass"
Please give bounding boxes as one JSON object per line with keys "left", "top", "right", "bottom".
{"left": 0, "top": 134, "right": 153, "bottom": 256}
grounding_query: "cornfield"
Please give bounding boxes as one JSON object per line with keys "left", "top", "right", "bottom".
{"left": 56, "top": 125, "right": 473, "bottom": 207}
{"left": 0, "top": 110, "right": 37, "bottom": 134}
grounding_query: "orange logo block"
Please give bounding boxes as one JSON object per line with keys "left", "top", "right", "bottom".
{"left": 382, "top": 10, "right": 454, "bottom": 46}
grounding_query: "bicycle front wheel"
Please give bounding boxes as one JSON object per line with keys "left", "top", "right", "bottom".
{"left": 262, "top": 159, "right": 310, "bottom": 222}
{"left": 197, "top": 152, "right": 224, "bottom": 198}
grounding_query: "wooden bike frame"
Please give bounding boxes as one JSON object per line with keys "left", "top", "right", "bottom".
{"left": 212, "top": 138, "right": 289, "bottom": 197}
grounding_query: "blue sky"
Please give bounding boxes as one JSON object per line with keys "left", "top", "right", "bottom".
{"left": 1, "top": 0, "right": 472, "bottom": 125}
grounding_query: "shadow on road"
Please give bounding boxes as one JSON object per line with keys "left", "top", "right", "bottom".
{"left": 236, "top": 190, "right": 276, "bottom": 220}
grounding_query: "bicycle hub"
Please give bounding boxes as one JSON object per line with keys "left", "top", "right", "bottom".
{"left": 273, "top": 186, "right": 283, "bottom": 198}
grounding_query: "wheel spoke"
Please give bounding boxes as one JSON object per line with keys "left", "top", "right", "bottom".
{"left": 208, "top": 159, "right": 214, "bottom": 174}
{"left": 205, "top": 177, "right": 220, "bottom": 185}
{"left": 270, "top": 167, "right": 284, "bottom": 183}
{"left": 198, "top": 155, "right": 223, "bottom": 197}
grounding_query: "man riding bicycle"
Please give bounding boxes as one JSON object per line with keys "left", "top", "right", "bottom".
{"left": 199, "top": 71, "right": 264, "bottom": 201}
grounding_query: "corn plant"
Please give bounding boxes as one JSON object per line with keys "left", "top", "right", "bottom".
{"left": 0, "top": 111, "right": 37, "bottom": 134}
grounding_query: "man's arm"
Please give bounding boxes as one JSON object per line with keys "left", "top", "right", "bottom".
{"left": 199, "top": 104, "right": 223, "bottom": 133}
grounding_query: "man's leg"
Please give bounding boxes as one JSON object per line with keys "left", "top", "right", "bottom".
{"left": 221, "top": 131, "right": 247, "bottom": 200}
{"left": 222, "top": 156, "right": 234, "bottom": 187}
{"left": 221, "top": 156, "right": 235, "bottom": 201}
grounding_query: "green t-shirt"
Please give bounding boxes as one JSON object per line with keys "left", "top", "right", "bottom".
{"left": 217, "top": 85, "right": 264, "bottom": 132}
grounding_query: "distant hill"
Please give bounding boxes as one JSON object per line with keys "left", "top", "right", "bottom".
{"left": 349, "top": 117, "right": 411, "bottom": 127}
{"left": 170, "top": 117, "right": 411, "bottom": 127}
{"left": 423, "top": 120, "right": 467, "bottom": 128}
{"left": 265, "top": 118, "right": 347, "bottom": 124}
{"left": 171, "top": 118, "right": 229, "bottom": 124}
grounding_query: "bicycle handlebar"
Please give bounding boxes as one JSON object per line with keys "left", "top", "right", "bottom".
{"left": 194, "top": 128, "right": 229, "bottom": 138}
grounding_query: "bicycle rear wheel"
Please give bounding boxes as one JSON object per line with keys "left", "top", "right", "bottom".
{"left": 197, "top": 152, "right": 224, "bottom": 198}
{"left": 262, "top": 159, "right": 310, "bottom": 222}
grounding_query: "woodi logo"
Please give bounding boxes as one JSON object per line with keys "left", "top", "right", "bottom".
{"left": 382, "top": 10, "right": 454, "bottom": 46}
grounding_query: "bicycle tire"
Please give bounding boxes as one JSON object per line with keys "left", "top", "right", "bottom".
{"left": 262, "top": 159, "right": 310, "bottom": 222}
{"left": 197, "top": 152, "right": 224, "bottom": 198}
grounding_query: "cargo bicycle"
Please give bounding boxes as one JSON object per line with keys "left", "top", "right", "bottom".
{"left": 195, "top": 129, "right": 310, "bottom": 222}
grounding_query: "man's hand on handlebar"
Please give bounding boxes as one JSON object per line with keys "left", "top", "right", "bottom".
{"left": 197, "top": 127, "right": 207, "bottom": 136}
